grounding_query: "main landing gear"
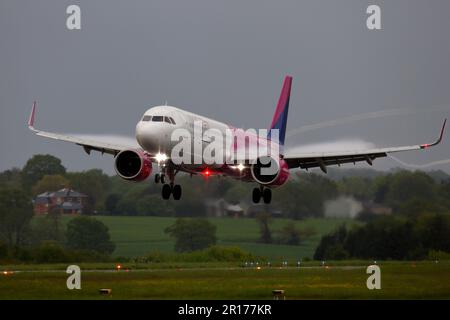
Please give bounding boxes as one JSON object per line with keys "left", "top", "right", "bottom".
{"left": 161, "top": 183, "right": 182, "bottom": 200}
{"left": 155, "top": 169, "right": 182, "bottom": 200}
{"left": 252, "top": 186, "right": 272, "bottom": 204}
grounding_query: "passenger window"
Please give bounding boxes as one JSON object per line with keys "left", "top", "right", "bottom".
{"left": 142, "top": 115, "right": 152, "bottom": 122}
{"left": 152, "top": 116, "right": 163, "bottom": 122}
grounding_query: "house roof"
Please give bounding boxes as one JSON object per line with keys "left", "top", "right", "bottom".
{"left": 34, "top": 197, "right": 50, "bottom": 204}
{"left": 36, "top": 191, "right": 55, "bottom": 198}
{"left": 53, "top": 188, "right": 87, "bottom": 198}
{"left": 35, "top": 188, "right": 87, "bottom": 203}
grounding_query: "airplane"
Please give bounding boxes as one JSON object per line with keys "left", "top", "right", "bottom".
{"left": 28, "top": 75, "right": 447, "bottom": 203}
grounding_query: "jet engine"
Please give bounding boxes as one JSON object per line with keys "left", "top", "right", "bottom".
{"left": 114, "top": 149, "right": 152, "bottom": 181}
{"left": 250, "top": 155, "right": 289, "bottom": 187}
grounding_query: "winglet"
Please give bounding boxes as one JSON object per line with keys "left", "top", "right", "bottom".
{"left": 28, "top": 101, "right": 37, "bottom": 131}
{"left": 420, "top": 118, "right": 447, "bottom": 149}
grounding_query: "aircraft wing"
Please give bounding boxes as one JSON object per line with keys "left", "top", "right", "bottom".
{"left": 27, "top": 102, "right": 139, "bottom": 156}
{"left": 283, "top": 119, "right": 447, "bottom": 173}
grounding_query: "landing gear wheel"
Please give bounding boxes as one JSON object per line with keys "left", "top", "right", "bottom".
{"left": 172, "top": 185, "right": 182, "bottom": 200}
{"left": 155, "top": 174, "right": 160, "bottom": 184}
{"left": 162, "top": 184, "right": 171, "bottom": 199}
{"left": 252, "top": 188, "right": 261, "bottom": 203}
{"left": 160, "top": 174, "right": 166, "bottom": 184}
{"left": 263, "top": 188, "right": 272, "bottom": 204}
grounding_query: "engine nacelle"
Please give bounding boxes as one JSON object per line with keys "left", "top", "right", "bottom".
{"left": 114, "top": 149, "right": 152, "bottom": 181}
{"left": 250, "top": 156, "right": 290, "bottom": 187}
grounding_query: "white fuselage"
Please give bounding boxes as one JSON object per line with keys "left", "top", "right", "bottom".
{"left": 135, "top": 105, "right": 230, "bottom": 160}
{"left": 135, "top": 105, "right": 280, "bottom": 171}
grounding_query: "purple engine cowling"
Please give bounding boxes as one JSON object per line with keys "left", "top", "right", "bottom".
{"left": 114, "top": 149, "right": 152, "bottom": 181}
{"left": 250, "top": 156, "right": 290, "bottom": 187}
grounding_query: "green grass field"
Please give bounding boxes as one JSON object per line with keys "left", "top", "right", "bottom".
{"left": 53, "top": 216, "right": 355, "bottom": 259}
{"left": 1, "top": 261, "right": 449, "bottom": 299}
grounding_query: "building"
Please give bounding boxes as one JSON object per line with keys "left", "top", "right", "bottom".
{"left": 33, "top": 188, "right": 88, "bottom": 215}
{"left": 205, "top": 198, "right": 245, "bottom": 218}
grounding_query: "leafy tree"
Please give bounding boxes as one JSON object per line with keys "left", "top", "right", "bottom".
{"left": 256, "top": 212, "right": 272, "bottom": 244}
{"left": 31, "top": 174, "right": 69, "bottom": 196}
{"left": 165, "top": 218, "right": 217, "bottom": 252}
{"left": 277, "top": 224, "right": 316, "bottom": 245}
{"left": 136, "top": 195, "right": 175, "bottom": 216}
{"left": 224, "top": 183, "right": 252, "bottom": 205}
{"left": 372, "top": 175, "right": 390, "bottom": 204}
{"left": 105, "top": 193, "right": 122, "bottom": 215}
{"left": 277, "top": 223, "right": 301, "bottom": 245}
{"left": 32, "top": 208, "right": 65, "bottom": 244}
{"left": 169, "top": 179, "right": 207, "bottom": 217}
{"left": 66, "top": 216, "right": 115, "bottom": 254}
{"left": 344, "top": 217, "right": 418, "bottom": 260}
{"left": 415, "top": 213, "right": 450, "bottom": 253}
{"left": 0, "top": 188, "right": 33, "bottom": 246}
{"left": 0, "top": 241, "right": 8, "bottom": 259}
{"left": 314, "top": 214, "right": 450, "bottom": 260}
{"left": 397, "top": 198, "right": 446, "bottom": 216}
{"left": 384, "top": 171, "right": 437, "bottom": 208}
{"left": 174, "top": 197, "right": 206, "bottom": 217}
{"left": 22, "top": 155, "right": 66, "bottom": 191}
{"left": 274, "top": 173, "right": 338, "bottom": 219}
{"left": 338, "top": 176, "right": 373, "bottom": 201}
{"left": 314, "top": 225, "right": 348, "bottom": 260}
{"left": 437, "top": 179, "right": 450, "bottom": 209}
{"left": 116, "top": 197, "right": 138, "bottom": 216}
{"left": 0, "top": 168, "right": 22, "bottom": 189}
{"left": 212, "top": 179, "right": 233, "bottom": 198}
{"left": 67, "top": 169, "right": 111, "bottom": 213}
{"left": 323, "top": 243, "right": 349, "bottom": 260}
{"left": 34, "top": 241, "right": 68, "bottom": 263}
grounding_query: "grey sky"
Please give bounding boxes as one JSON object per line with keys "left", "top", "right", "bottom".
{"left": 1, "top": 0, "right": 450, "bottom": 174}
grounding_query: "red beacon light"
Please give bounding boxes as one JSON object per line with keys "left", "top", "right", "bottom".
{"left": 202, "top": 168, "right": 211, "bottom": 177}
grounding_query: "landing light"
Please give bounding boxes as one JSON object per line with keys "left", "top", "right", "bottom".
{"left": 155, "top": 153, "right": 168, "bottom": 163}
{"left": 232, "top": 163, "right": 246, "bottom": 171}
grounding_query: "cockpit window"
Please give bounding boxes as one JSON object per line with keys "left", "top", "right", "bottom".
{"left": 145, "top": 115, "right": 176, "bottom": 124}
{"left": 152, "top": 116, "right": 164, "bottom": 122}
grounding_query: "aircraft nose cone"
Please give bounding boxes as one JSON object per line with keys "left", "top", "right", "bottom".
{"left": 136, "top": 122, "right": 171, "bottom": 154}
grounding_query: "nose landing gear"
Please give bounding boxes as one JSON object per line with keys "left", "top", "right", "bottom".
{"left": 155, "top": 173, "right": 166, "bottom": 184}
{"left": 252, "top": 186, "right": 272, "bottom": 204}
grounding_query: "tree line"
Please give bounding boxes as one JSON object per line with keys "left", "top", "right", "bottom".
{"left": 2, "top": 154, "right": 450, "bottom": 219}
{"left": 314, "top": 213, "right": 450, "bottom": 260}
{"left": 2, "top": 154, "right": 450, "bottom": 262}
